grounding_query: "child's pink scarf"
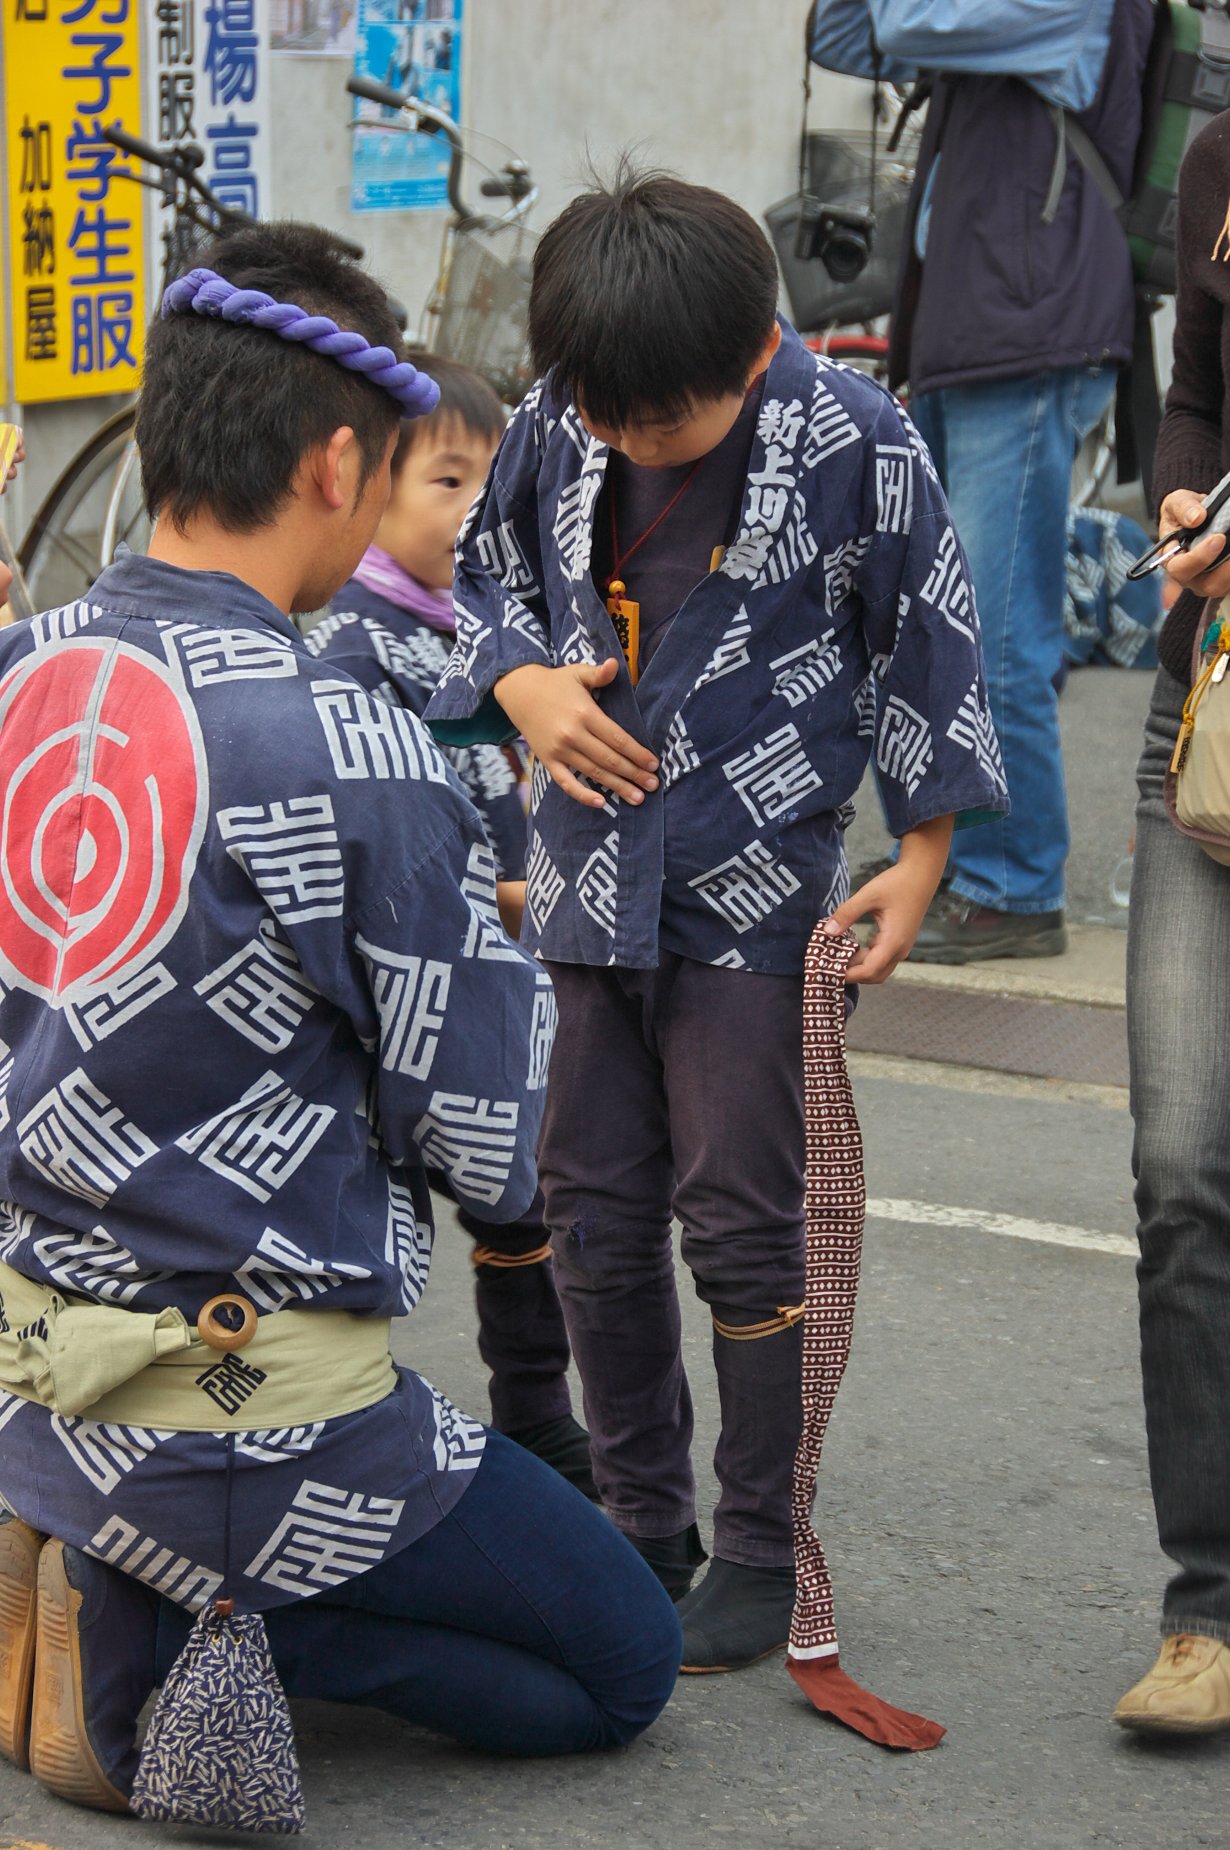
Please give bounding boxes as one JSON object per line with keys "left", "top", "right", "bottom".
{"left": 351, "top": 544, "right": 456, "bottom": 635}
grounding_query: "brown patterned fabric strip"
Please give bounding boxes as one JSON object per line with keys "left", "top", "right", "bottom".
{"left": 786, "top": 923, "right": 945, "bottom": 1751}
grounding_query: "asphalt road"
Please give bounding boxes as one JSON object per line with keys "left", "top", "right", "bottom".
{"left": 5, "top": 1057, "right": 1225, "bottom": 1850}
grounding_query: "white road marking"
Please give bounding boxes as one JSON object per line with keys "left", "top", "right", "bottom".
{"left": 865, "top": 1197, "right": 1136, "bottom": 1258}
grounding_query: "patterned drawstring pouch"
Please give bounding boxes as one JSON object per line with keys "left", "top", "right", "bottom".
{"left": 131, "top": 1599, "right": 305, "bottom": 1834}
{"left": 131, "top": 1428, "right": 306, "bottom": 1834}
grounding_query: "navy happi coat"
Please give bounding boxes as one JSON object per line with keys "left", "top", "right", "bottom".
{"left": 0, "top": 553, "right": 555, "bottom": 1613}
{"left": 425, "top": 323, "right": 1009, "bottom": 973}
{"left": 307, "top": 578, "right": 528, "bottom": 881}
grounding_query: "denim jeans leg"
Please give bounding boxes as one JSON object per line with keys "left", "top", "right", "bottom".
{"left": 154, "top": 1432, "right": 683, "bottom": 1755}
{"left": 912, "top": 367, "right": 1114, "bottom": 915}
{"left": 1128, "top": 667, "right": 1230, "bottom": 1643}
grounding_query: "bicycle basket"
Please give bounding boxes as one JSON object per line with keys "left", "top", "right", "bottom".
{"left": 766, "top": 130, "right": 915, "bottom": 331}
{"left": 434, "top": 222, "right": 537, "bottom": 406}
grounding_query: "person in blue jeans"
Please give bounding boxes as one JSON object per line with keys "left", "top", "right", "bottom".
{"left": 811, "top": 0, "right": 1153, "bottom": 960}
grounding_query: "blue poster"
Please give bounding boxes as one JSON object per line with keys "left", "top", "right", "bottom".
{"left": 351, "top": 0, "right": 464, "bottom": 213}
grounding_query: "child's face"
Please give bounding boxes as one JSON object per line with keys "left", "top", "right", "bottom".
{"left": 375, "top": 417, "right": 499, "bottom": 590}
{"left": 579, "top": 389, "right": 749, "bottom": 470}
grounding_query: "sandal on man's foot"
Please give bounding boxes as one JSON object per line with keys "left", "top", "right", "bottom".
{"left": 0, "top": 1514, "right": 44, "bottom": 1770}
{"left": 677, "top": 1557, "right": 796, "bottom": 1673}
{"left": 29, "top": 1540, "right": 157, "bottom": 1813}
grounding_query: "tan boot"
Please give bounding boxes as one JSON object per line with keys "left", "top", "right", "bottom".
{"left": 0, "top": 1515, "right": 44, "bottom": 1770}
{"left": 1114, "top": 1633, "right": 1230, "bottom": 1733}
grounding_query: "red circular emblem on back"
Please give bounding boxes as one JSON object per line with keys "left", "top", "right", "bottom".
{"left": 0, "top": 641, "right": 207, "bottom": 1002}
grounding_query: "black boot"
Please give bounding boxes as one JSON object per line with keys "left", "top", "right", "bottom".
{"left": 625, "top": 1523, "right": 708, "bottom": 1602}
{"left": 505, "top": 1413, "right": 599, "bottom": 1502}
{"left": 677, "top": 1556, "right": 796, "bottom": 1672}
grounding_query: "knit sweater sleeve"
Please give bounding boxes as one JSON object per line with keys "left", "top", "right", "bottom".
{"left": 1152, "top": 124, "right": 1228, "bottom": 519}
{"left": 1153, "top": 118, "right": 1230, "bottom": 683}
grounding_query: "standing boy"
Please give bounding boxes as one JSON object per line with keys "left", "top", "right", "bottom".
{"left": 426, "top": 168, "right": 1008, "bottom": 1671}
{"left": 309, "top": 356, "right": 592, "bottom": 1494}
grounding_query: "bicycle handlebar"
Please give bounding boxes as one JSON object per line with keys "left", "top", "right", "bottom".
{"left": 100, "top": 122, "right": 366, "bottom": 261}
{"left": 345, "top": 74, "right": 476, "bottom": 224}
{"left": 346, "top": 74, "right": 417, "bottom": 114}
{"left": 103, "top": 122, "right": 203, "bottom": 173}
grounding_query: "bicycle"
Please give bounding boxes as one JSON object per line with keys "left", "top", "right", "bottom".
{"left": 344, "top": 73, "right": 538, "bottom": 403}
{"left": 17, "top": 127, "right": 259, "bottom": 613}
{"left": 19, "top": 87, "right": 537, "bottom": 613}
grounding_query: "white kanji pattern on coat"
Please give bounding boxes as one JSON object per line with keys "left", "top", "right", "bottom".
{"left": 688, "top": 845, "right": 802, "bottom": 934}
{"left": 177, "top": 1070, "right": 335, "bottom": 1203}
{"left": 217, "top": 795, "right": 345, "bottom": 924}
{"left": 196, "top": 926, "right": 318, "bottom": 1054}
{"left": 18, "top": 1071, "right": 156, "bottom": 1209}
{"left": 722, "top": 724, "right": 824, "bottom": 825}
{"left": 356, "top": 935, "right": 452, "bottom": 1078}
{"left": 877, "top": 695, "right": 934, "bottom": 797}
{"left": 31, "top": 1223, "right": 158, "bottom": 1307}
{"left": 414, "top": 1093, "right": 520, "bottom": 1206}
{"left": 312, "top": 681, "right": 449, "bottom": 783}
{"left": 246, "top": 1481, "right": 406, "bottom": 1595}
{"left": 234, "top": 1226, "right": 372, "bottom": 1312}
{"left": 88, "top": 1515, "right": 222, "bottom": 1611}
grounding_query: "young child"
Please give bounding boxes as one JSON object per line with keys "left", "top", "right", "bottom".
{"left": 426, "top": 167, "right": 1008, "bottom": 1672}
{"left": 308, "top": 358, "right": 593, "bottom": 1496}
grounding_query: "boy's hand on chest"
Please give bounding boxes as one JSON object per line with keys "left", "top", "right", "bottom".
{"left": 493, "top": 660, "right": 660, "bottom": 810}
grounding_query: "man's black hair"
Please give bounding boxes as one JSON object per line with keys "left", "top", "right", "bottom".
{"left": 528, "top": 161, "right": 780, "bottom": 431}
{"left": 391, "top": 352, "right": 506, "bottom": 474}
{"left": 138, "top": 220, "right": 405, "bottom": 534}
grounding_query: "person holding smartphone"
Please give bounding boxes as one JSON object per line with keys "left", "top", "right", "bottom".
{"left": 1118, "top": 107, "right": 1230, "bottom": 1733}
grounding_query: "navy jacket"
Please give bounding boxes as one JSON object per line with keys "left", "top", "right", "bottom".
{"left": 812, "top": 0, "right": 1154, "bottom": 395}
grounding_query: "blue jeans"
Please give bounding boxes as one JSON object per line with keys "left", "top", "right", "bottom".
{"left": 912, "top": 367, "right": 1115, "bottom": 914}
{"left": 1128, "top": 668, "right": 1230, "bottom": 1643}
{"left": 156, "top": 1430, "right": 682, "bottom": 1754}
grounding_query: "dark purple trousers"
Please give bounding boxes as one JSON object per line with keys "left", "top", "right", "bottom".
{"left": 429, "top": 1173, "right": 573, "bottom": 1433}
{"left": 539, "top": 954, "right": 806, "bottom": 1568}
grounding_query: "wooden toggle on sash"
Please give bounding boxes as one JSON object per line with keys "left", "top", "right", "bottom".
{"left": 788, "top": 924, "right": 945, "bottom": 1752}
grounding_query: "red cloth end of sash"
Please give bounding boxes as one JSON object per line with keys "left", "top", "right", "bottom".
{"left": 788, "top": 1656, "right": 946, "bottom": 1751}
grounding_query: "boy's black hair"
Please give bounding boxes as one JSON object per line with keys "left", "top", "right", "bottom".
{"left": 138, "top": 220, "right": 405, "bottom": 534}
{"left": 391, "top": 352, "right": 506, "bottom": 475}
{"left": 528, "top": 160, "right": 780, "bottom": 431}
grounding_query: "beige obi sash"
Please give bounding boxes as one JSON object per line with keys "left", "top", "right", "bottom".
{"left": 0, "top": 1260, "right": 396, "bottom": 1430}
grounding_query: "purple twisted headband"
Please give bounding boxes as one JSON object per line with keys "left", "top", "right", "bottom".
{"left": 160, "top": 267, "right": 440, "bottom": 418}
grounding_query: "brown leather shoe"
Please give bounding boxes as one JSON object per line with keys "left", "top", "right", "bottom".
{"left": 1114, "top": 1633, "right": 1230, "bottom": 1733}
{"left": 0, "top": 1515, "right": 43, "bottom": 1770}
{"left": 907, "top": 891, "right": 1067, "bottom": 964}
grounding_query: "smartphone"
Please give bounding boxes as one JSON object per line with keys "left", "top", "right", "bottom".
{"left": 1128, "top": 465, "right": 1230, "bottom": 580}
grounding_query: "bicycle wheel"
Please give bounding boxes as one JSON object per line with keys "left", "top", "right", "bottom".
{"left": 19, "top": 405, "right": 148, "bottom": 612}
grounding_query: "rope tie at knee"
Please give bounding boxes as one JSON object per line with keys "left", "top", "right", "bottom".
{"left": 470, "top": 1241, "right": 554, "bottom": 1272}
{"left": 711, "top": 1302, "right": 806, "bottom": 1341}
